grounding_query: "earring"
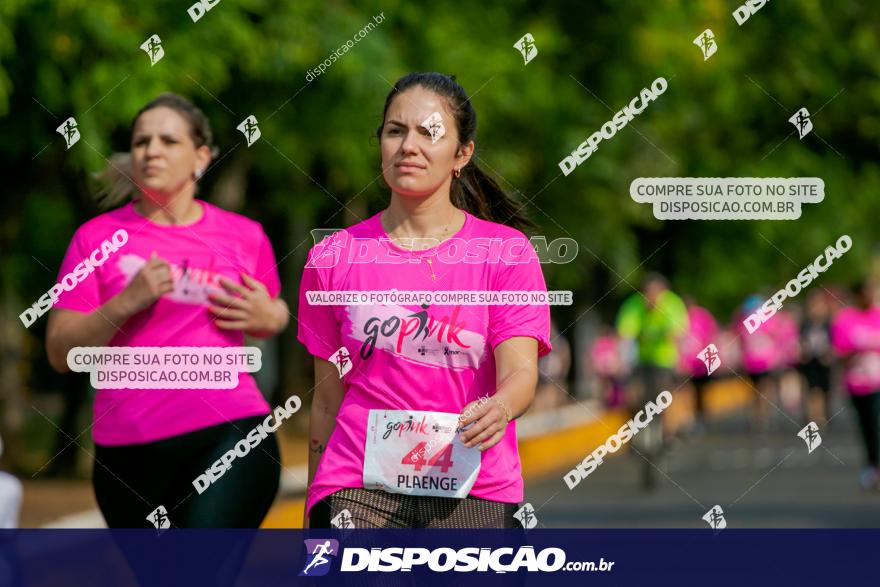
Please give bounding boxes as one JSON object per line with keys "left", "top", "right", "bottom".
{"left": 194, "top": 169, "right": 204, "bottom": 179}
{"left": 453, "top": 168, "right": 461, "bottom": 178}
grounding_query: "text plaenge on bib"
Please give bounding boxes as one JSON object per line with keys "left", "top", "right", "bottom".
{"left": 363, "top": 410, "right": 481, "bottom": 498}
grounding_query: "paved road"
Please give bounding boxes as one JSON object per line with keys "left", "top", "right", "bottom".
{"left": 525, "top": 409, "right": 880, "bottom": 528}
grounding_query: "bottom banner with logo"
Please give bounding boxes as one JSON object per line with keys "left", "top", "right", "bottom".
{"left": 0, "top": 529, "right": 876, "bottom": 585}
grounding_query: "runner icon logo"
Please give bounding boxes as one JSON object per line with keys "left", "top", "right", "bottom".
{"left": 698, "top": 344, "right": 721, "bottom": 376}
{"left": 332, "top": 346, "right": 352, "bottom": 378}
{"left": 693, "top": 29, "right": 717, "bottom": 60}
{"left": 514, "top": 33, "right": 538, "bottom": 65}
{"left": 514, "top": 503, "right": 538, "bottom": 529}
{"left": 237, "top": 115, "right": 261, "bottom": 147}
{"left": 56, "top": 117, "right": 80, "bottom": 149}
{"left": 702, "top": 505, "right": 726, "bottom": 531}
{"left": 140, "top": 34, "right": 164, "bottom": 66}
{"left": 300, "top": 539, "right": 339, "bottom": 577}
{"left": 331, "top": 509, "right": 355, "bottom": 529}
{"left": 797, "top": 421, "right": 822, "bottom": 454}
{"left": 789, "top": 107, "right": 813, "bottom": 139}
{"left": 147, "top": 505, "right": 171, "bottom": 531}
{"left": 421, "top": 112, "right": 445, "bottom": 144}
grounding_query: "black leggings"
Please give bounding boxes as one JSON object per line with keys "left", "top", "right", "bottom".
{"left": 309, "top": 487, "right": 521, "bottom": 529}
{"left": 851, "top": 392, "right": 880, "bottom": 468}
{"left": 93, "top": 414, "right": 280, "bottom": 528}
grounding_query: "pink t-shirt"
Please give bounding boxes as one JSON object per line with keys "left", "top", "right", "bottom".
{"left": 298, "top": 211, "right": 552, "bottom": 515}
{"left": 737, "top": 310, "right": 798, "bottom": 374}
{"left": 53, "top": 200, "right": 280, "bottom": 445}
{"left": 678, "top": 306, "right": 718, "bottom": 376}
{"left": 590, "top": 335, "right": 621, "bottom": 378}
{"left": 831, "top": 305, "right": 880, "bottom": 395}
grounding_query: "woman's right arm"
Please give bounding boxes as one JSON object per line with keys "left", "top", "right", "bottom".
{"left": 46, "top": 252, "right": 173, "bottom": 373}
{"left": 303, "top": 357, "right": 346, "bottom": 528}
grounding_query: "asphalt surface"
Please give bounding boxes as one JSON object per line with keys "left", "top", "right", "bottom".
{"left": 525, "top": 408, "right": 880, "bottom": 528}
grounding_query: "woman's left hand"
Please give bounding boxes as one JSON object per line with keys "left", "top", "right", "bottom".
{"left": 208, "top": 273, "right": 288, "bottom": 336}
{"left": 458, "top": 396, "right": 509, "bottom": 451}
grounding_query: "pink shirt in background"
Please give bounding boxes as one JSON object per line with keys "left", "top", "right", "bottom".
{"left": 298, "top": 211, "right": 552, "bottom": 515}
{"left": 831, "top": 305, "right": 880, "bottom": 395}
{"left": 774, "top": 311, "right": 800, "bottom": 367}
{"left": 53, "top": 201, "right": 281, "bottom": 445}
{"left": 737, "top": 310, "right": 800, "bottom": 374}
{"left": 737, "top": 316, "right": 778, "bottom": 374}
{"left": 591, "top": 335, "right": 621, "bottom": 378}
{"left": 679, "top": 306, "right": 718, "bottom": 376}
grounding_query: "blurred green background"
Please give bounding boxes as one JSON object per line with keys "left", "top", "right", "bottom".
{"left": 0, "top": 0, "right": 877, "bottom": 474}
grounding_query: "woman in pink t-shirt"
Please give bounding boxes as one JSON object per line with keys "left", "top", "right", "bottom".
{"left": 679, "top": 297, "right": 719, "bottom": 431}
{"left": 45, "top": 94, "right": 290, "bottom": 527}
{"left": 299, "top": 73, "right": 552, "bottom": 528}
{"left": 830, "top": 281, "right": 880, "bottom": 490}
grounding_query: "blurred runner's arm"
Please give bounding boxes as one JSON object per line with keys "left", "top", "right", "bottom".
{"left": 45, "top": 252, "right": 174, "bottom": 373}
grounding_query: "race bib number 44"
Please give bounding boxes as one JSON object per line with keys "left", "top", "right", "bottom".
{"left": 363, "top": 410, "right": 481, "bottom": 499}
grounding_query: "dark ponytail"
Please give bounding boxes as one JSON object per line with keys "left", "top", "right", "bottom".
{"left": 376, "top": 72, "right": 535, "bottom": 232}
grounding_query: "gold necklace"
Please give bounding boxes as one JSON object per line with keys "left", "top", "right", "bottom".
{"left": 384, "top": 212, "right": 455, "bottom": 281}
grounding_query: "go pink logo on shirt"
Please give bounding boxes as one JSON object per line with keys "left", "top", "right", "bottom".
{"left": 118, "top": 254, "right": 224, "bottom": 305}
{"left": 347, "top": 303, "right": 485, "bottom": 370}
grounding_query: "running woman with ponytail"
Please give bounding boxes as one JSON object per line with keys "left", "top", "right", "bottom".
{"left": 45, "top": 93, "right": 289, "bottom": 527}
{"left": 300, "top": 72, "right": 551, "bottom": 528}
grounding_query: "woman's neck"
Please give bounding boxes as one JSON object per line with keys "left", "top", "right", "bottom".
{"left": 382, "top": 191, "right": 465, "bottom": 241}
{"left": 134, "top": 193, "right": 203, "bottom": 226}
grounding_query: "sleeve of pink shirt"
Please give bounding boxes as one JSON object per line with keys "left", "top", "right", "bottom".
{"left": 53, "top": 225, "right": 102, "bottom": 313}
{"left": 487, "top": 235, "right": 552, "bottom": 357}
{"left": 297, "top": 239, "right": 344, "bottom": 362}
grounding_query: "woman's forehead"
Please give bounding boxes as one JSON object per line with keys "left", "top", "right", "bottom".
{"left": 133, "top": 106, "right": 190, "bottom": 135}
{"left": 387, "top": 87, "right": 451, "bottom": 125}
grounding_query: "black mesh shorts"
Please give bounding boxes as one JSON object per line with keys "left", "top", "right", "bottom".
{"left": 309, "top": 487, "right": 521, "bottom": 529}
